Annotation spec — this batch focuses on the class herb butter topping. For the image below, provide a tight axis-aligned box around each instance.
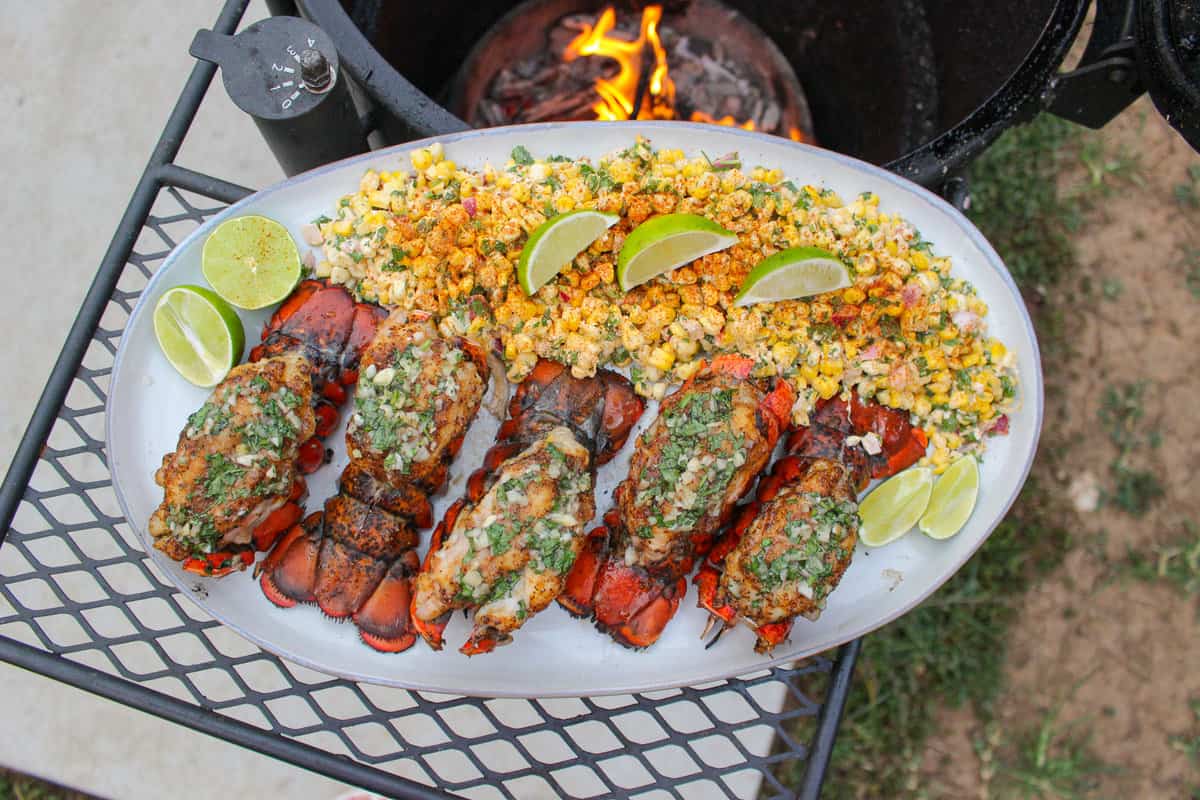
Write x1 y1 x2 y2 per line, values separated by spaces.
454 438 592 608
350 340 465 475
634 388 747 537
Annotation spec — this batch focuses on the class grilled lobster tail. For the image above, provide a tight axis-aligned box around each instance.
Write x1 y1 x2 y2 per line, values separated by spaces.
151 281 385 578
249 279 388 476
230 280 386 558
560 355 794 650
258 312 489 653
695 394 928 653
411 359 643 656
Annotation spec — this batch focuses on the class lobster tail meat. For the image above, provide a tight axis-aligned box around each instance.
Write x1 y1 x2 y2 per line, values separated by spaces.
696 456 859 653
258 312 488 653
695 394 929 653
412 359 643 655
563 356 794 649
249 279 388 476
149 352 317 576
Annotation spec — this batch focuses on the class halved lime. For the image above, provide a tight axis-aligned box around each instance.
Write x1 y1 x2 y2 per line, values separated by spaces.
858 467 934 547
617 213 737 291
919 456 979 540
518 209 620 295
201 215 301 309
733 246 851 307
153 285 245 387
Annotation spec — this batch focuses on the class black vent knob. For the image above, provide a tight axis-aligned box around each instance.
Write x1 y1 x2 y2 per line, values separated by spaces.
190 16 368 175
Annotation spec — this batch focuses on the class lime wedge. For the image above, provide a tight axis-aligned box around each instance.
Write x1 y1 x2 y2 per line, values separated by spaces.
154 285 245 387
617 213 737 291
858 467 934 547
201 215 301 310
733 247 851 306
919 456 979 540
518 209 620 295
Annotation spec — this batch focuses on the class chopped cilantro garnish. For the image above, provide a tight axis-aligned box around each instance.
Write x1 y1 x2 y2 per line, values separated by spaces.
202 453 244 502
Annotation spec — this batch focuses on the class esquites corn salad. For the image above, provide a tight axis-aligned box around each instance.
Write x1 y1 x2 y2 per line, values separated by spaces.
309 137 1017 473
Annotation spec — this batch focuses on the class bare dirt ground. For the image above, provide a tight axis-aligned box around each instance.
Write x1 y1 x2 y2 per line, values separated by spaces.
919 101 1200 798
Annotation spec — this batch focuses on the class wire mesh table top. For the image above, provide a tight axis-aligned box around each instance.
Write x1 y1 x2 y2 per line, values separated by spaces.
0 3 858 798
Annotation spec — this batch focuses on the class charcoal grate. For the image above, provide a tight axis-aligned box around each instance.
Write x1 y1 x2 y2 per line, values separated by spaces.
0 183 844 799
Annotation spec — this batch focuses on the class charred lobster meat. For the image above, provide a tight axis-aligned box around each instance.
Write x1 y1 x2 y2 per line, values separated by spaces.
411 359 643 655
695 394 927 652
258 312 489 653
559 355 793 649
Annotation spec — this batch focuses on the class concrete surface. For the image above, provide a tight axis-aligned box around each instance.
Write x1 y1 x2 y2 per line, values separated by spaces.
0 3 353 797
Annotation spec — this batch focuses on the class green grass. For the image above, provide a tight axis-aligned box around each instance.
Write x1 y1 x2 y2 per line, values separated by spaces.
0 771 89 800
1169 698 1200 798
1174 164 1200 209
1119 520 1200 598
779 113 1112 798
1181 247 1200 300
808 476 1070 797
991 705 1113 799
1098 382 1164 517
966 116 1082 289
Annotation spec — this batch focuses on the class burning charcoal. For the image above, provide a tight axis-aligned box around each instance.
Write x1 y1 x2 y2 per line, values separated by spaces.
473 3 808 139
560 14 594 31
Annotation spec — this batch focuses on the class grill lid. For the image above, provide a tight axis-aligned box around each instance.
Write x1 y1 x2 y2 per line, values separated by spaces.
1136 0 1200 148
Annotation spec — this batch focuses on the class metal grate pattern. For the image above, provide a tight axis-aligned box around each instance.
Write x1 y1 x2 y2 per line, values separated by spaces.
0 184 839 799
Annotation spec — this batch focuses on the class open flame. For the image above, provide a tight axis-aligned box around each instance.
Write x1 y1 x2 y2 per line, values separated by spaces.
563 5 804 141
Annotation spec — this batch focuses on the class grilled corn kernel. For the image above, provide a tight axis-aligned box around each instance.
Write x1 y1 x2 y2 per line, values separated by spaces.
696 307 725 337
675 338 700 360
968 296 988 316
800 364 819 383
621 323 645 351
644 304 676 330
687 172 718 199
434 160 456 180
608 159 636 183
913 396 932 417
939 324 959 341
674 360 702 381
961 352 981 368
813 375 839 400
772 341 799 368
819 359 843 377
843 287 866 304
989 340 1007 362
428 142 444 162
410 148 432 171
560 307 582 332
647 344 676 372
333 219 353 237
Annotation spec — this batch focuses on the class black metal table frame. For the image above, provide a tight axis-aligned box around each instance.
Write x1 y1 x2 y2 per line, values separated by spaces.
0 1 860 797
